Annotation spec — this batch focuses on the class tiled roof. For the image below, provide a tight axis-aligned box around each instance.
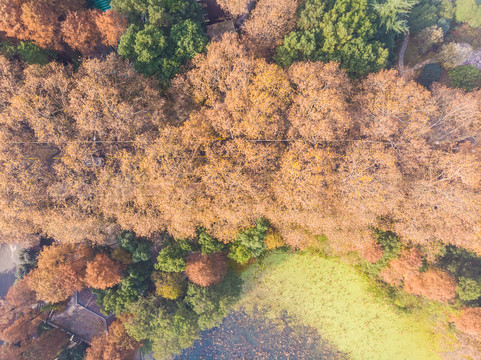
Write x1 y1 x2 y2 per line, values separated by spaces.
92 0 111 11
47 289 115 343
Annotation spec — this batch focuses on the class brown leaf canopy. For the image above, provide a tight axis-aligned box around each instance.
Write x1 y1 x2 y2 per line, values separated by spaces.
84 252 123 289
185 252 228 287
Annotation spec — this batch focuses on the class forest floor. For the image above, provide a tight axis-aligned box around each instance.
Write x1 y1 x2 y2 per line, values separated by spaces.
233 251 458 360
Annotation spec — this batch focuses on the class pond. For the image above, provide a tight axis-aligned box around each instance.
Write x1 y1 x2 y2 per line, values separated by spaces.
175 309 347 360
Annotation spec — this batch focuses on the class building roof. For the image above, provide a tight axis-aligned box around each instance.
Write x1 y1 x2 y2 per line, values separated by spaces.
48 289 115 343
206 20 236 41
92 0 111 11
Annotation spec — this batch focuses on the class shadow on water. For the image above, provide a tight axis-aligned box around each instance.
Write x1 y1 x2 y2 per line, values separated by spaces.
175 308 347 360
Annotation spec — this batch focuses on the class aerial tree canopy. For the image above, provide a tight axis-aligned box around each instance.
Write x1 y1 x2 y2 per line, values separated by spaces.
276 0 390 76
86 320 140 360
85 253 123 289
0 0 126 55
28 244 93 303
185 252 228 287
114 0 208 84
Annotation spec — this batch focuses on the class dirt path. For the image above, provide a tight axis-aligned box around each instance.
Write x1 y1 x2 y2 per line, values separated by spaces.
398 32 410 74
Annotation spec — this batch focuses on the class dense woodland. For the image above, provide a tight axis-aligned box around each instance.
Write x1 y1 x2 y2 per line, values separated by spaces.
0 0 481 358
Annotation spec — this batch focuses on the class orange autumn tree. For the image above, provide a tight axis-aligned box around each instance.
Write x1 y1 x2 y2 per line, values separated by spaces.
380 248 423 286
0 344 21 360
358 238 384 263
357 70 434 145
85 252 123 289
0 276 42 345
185 253 228 287
61 10 102 56
453 308 481 339
0 0 26 41
19 328 69 360
403 269 457 302
0 310 46 345
20 1 61 50
28 244 94 303
0 0 93 52
95 10 128 47
4 276 37 311
85 320 140 360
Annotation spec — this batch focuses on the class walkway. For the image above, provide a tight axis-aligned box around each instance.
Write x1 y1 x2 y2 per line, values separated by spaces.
398 32 409 75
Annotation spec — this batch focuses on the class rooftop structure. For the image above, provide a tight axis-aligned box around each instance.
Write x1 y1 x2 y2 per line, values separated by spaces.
92 0 111 11
207 20 236 41
47 289 115 343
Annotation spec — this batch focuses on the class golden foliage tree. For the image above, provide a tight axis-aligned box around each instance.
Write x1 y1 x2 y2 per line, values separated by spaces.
152 271 185 300
0 36 480 264
357 70 434 145
217 0 249 16
0 55 165 244
242 0 299 57
287 62 352 142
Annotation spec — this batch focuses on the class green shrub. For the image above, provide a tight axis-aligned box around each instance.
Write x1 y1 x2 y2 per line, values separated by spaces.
374 229 402 260
456 0 481 28
0 41 52 65
228 243 252 264
438 245 481 279
114 0 207 85
197 228 226 255
448 65 481 90
95 261 153 314
184 271 243 329
417 63 442 88
117 231 152 262
409 0 454 34
275 0 389 77
15 248 38 279
155 240 193 272
456 277 481 301
228 218 270 264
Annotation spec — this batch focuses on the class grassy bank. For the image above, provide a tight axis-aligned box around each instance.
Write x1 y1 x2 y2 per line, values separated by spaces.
238 251 455 360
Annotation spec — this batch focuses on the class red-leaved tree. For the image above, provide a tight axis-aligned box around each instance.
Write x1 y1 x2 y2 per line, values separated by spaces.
185 252 228 287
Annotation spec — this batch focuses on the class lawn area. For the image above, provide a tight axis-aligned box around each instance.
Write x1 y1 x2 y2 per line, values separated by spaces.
238 251 455 360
